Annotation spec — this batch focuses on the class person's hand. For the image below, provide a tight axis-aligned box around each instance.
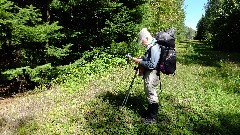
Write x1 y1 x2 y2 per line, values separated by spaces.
132 58 142 64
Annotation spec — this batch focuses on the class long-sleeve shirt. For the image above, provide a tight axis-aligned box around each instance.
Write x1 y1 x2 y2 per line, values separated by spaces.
140 40 161 70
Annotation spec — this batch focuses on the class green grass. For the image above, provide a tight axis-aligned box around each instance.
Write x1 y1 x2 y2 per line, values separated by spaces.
1 40 239 135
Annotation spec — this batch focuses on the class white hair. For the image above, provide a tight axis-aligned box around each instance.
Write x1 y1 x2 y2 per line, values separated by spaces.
138 28 152 44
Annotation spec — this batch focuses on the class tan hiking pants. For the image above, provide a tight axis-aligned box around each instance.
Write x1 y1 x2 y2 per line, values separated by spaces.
143 70 159 104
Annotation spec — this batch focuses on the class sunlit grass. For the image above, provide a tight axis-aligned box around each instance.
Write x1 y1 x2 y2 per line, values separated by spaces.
1 40 239 134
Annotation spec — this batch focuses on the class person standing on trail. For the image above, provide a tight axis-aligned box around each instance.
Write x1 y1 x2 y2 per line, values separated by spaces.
131 28 161 123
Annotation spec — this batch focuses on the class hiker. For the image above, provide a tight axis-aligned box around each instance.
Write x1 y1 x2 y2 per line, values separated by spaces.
131 28 161 123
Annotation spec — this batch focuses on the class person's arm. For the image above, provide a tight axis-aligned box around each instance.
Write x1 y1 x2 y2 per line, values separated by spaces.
139 45 161 69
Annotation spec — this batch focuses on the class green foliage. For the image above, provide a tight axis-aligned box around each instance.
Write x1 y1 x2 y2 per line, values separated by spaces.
49 0 185 50
3 41 239 135
0 0 14 46
0 48 127 90
108 42 145 58
46 43 72 59
1 67 30 80
1 63 55 85
195 16 209 40
0 0 67 73
29 63 55 83
101 5 139 44
184 26 196 40
150 0 185 40
196 0 240 52
0 2 61 45
0 0 185 92
49 0 146 50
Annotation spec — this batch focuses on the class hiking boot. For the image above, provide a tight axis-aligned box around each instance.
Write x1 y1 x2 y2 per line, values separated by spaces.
141 103 158 124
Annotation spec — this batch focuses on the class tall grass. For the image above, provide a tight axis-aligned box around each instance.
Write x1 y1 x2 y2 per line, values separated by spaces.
0 40 239 135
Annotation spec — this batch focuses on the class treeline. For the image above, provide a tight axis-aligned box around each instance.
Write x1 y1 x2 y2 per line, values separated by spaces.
184 26 196 40
195 0 240 52
0 0 185 84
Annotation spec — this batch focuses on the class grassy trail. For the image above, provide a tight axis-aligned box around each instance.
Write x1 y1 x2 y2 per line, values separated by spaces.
0 40 240 135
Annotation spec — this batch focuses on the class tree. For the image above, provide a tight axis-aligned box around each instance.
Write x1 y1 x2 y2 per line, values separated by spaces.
195 15 210 40
0 0 66 72
1 0 186 81
150 0 185 40
184 26 196 40
199 0 240 52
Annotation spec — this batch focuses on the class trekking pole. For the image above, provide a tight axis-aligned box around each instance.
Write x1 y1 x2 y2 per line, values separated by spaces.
121 67 138 107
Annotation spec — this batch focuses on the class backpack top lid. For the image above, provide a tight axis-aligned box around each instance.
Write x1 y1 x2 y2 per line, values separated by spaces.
166 27 176 37
155 27 176 48
155 27 176 41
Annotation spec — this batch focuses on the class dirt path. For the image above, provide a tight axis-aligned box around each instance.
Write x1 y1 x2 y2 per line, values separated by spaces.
0 97 16 106
0 80 108 134
0 88 59 135
0 68 131 134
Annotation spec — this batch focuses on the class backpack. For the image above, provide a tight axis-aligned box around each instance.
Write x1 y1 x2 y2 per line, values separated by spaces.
155 28 176 75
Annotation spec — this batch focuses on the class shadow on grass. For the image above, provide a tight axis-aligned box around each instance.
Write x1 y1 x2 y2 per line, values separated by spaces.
84 90 240 134
101 91 147 116
199 68 240 94
178 40 240 67
192 112 240 135
83 90 173 134
164 94 240 135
